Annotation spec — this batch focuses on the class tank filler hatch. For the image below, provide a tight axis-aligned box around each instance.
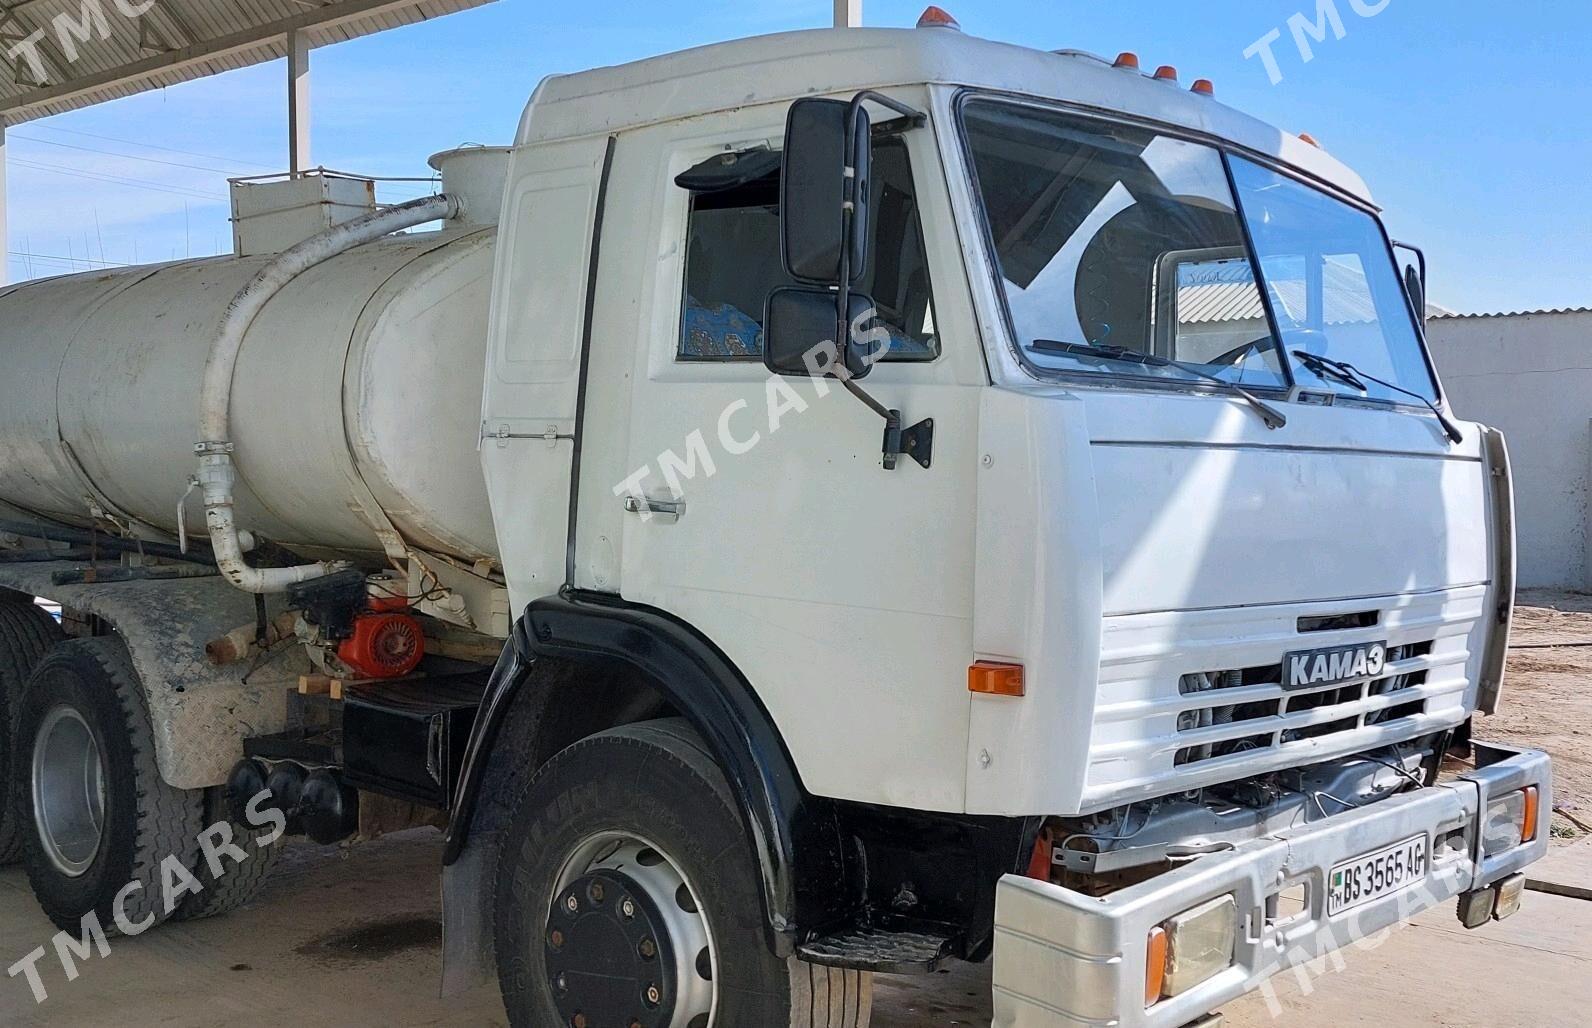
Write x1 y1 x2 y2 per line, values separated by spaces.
229 170 378 257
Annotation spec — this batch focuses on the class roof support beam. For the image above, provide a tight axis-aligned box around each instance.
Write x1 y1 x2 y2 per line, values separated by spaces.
287 27 309 173
833 0 860 27
0 117 9 285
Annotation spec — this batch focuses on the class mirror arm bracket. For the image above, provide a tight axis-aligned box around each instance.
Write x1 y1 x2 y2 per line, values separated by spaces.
840 378 934 471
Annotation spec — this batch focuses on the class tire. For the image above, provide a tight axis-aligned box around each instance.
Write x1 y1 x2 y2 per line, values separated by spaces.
0 598 64 865
15 636 204 934
493 718 871 1028
171 785 283 922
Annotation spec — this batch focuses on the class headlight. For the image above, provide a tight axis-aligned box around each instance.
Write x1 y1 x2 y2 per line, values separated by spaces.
1482 786 1539 857
1145 894 1237 1005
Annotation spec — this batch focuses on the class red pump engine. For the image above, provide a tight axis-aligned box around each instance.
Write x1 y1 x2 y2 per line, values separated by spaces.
337 595 424 678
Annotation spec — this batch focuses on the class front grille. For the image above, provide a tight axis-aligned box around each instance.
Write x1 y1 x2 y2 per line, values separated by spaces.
1084 586 1485 812
1173 642 1434 767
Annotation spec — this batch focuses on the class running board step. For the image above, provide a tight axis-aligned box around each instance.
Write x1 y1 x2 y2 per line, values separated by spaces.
797 924 959 974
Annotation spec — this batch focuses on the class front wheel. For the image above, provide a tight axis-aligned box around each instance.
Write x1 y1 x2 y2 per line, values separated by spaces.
493 719 871 1027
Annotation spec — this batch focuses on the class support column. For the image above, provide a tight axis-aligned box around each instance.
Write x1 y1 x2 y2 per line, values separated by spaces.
287 29 311 174
1 117 9 286
833 0 860 28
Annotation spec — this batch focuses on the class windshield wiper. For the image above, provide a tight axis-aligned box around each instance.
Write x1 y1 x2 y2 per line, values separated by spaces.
1293 349 1367 391
1031 340 1286 430
1290 350 1463 443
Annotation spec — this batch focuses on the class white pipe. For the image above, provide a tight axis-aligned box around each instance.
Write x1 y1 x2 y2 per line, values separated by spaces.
197 193 463 594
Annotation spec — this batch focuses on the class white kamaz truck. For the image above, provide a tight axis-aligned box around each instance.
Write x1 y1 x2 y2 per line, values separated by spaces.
0 15 1552 1027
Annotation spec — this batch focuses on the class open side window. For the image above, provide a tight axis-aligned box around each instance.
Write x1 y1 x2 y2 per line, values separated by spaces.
674 138 939 362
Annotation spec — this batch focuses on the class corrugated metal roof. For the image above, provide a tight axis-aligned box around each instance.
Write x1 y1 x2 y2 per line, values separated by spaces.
1429 306 1592 320
1 0 494 123
1176 258 1378 326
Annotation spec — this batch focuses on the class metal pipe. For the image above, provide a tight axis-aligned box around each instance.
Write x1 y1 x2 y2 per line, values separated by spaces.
196 193 462 594
0 518 211 566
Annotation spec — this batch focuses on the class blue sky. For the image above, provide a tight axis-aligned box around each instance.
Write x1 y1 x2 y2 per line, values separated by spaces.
5 0 1589 314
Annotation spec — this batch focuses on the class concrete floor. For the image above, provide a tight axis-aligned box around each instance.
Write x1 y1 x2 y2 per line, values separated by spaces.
2 829 1589 1026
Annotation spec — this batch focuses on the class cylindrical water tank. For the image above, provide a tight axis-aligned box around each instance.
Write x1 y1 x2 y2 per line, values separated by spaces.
0 225 500 563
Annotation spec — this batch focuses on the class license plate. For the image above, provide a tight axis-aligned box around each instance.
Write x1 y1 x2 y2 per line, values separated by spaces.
1328 835 1428 916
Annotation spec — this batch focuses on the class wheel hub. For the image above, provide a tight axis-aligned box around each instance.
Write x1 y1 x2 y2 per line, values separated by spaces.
548 836 716 1028
31 705 106 878
547 868 677 1028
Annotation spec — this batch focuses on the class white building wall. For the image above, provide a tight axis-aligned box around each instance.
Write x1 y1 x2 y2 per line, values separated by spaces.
1426 310 1592 591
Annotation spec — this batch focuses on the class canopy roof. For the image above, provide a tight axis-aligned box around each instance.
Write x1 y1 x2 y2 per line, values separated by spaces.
1 0 491 123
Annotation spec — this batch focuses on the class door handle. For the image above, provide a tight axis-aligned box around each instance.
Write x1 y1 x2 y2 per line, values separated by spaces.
623 495 686 523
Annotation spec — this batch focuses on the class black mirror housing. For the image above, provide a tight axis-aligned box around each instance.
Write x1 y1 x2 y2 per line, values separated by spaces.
763 286 880 380
780 98 870 284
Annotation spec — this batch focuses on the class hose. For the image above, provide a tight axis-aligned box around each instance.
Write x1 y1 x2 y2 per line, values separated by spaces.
195 193 463 594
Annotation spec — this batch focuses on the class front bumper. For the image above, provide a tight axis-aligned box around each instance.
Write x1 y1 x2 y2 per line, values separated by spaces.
991 742 1552 1027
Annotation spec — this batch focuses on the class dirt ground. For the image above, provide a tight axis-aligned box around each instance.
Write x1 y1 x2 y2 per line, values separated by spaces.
1486 590 1592 842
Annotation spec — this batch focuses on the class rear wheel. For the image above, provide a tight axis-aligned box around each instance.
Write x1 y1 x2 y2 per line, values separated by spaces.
171 784 284 922
16 637 204 933
493 719 871 1027
0 598 64 865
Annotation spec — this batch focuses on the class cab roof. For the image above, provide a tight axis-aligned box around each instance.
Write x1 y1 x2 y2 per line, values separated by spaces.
517 26 1374 207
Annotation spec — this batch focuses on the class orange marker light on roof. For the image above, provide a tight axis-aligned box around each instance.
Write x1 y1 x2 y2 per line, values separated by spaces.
1299 132 1322 148
916 5 961 29
1114 51 1141 70
969 661 1024 697
1192 78 1215 96
1154 65 1179 82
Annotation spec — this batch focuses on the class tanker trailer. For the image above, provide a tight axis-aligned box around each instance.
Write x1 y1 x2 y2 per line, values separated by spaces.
0 149 515 928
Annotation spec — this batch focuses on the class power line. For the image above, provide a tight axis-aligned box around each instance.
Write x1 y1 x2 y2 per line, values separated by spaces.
6 250 126 268
9 158 227 202
12 133 252 175
23 124 277 171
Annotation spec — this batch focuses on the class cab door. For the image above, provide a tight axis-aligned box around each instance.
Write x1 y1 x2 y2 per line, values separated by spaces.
574 98 988 813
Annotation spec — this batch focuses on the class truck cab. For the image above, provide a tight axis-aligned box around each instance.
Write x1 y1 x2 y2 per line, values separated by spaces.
466 21 1547 1026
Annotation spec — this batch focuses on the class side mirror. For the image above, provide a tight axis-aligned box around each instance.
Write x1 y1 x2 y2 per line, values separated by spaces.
780 98 871 284
763 286 880 380
1392 241 1428 325
1404 264 1425 323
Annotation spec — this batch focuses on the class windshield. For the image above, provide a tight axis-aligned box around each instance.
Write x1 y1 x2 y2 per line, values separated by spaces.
961 98 1436 404
1228 157 1438 402
961 99 1287 389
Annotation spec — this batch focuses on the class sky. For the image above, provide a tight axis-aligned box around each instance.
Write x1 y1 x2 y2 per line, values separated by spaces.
4 0 1589 314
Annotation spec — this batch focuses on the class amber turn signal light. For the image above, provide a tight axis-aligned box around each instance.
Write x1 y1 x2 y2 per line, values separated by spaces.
968 661 1024 696
1521 785 1540 843
1145 926 1168 1006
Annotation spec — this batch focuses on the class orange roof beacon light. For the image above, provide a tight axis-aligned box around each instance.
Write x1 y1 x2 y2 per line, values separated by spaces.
1154 65 1179 83
1299 132 1323 148
917 6 961 30
1113 51 1141 71
968 660 1025 697
1191 78 1216 96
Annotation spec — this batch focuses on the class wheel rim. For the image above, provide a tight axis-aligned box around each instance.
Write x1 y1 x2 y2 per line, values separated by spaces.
32 705 106 878
546 832 718 1028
